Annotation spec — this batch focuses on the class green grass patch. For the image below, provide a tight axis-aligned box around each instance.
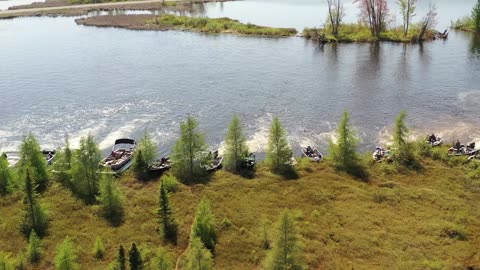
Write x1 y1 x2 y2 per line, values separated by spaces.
148 14 297 37
452 16 476 32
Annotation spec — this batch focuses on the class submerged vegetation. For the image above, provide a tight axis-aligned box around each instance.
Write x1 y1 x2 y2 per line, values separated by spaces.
147 15 297 37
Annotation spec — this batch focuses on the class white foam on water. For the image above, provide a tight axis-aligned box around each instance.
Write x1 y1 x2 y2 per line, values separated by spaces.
69 120 108 150
98 119 146 150
245 113 273 153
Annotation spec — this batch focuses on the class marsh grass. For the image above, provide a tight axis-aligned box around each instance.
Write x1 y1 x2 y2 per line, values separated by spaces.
148 14 297 37
1 156 480 269
452 16 476 32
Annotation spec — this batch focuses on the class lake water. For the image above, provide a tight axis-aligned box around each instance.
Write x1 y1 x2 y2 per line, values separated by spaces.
0 0 479 157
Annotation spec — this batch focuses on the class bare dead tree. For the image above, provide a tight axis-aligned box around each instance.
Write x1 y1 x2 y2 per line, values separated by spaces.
417 2 438 42
354 0 388 37
354 0 389 37
397 0 417 36
326 0 345 37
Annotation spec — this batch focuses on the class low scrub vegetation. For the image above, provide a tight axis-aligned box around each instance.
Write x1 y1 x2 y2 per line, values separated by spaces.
148 15 297 37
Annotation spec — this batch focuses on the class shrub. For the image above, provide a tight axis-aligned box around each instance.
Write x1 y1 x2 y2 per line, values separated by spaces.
161 174 178 193
93 236 105 259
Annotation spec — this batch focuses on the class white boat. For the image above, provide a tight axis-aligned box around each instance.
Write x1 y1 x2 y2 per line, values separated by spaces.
99 138 136 173
301 146 323 162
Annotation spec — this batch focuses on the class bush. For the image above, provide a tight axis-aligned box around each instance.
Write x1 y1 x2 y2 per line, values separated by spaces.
93 236 105 259
221 217 232 229
161 174 178 193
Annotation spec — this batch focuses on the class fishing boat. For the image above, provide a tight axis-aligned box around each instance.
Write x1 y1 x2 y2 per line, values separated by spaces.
448 142 476 156
372 147 391 162
241 153 256 169
301 146 323 162
3 151 20 168
99 138 136 173
426 134 443 147
204 150 223 172
149 157 173 173
42 150 56 165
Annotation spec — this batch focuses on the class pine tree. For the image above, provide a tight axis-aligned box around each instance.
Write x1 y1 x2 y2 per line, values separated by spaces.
158 180 178 244
185 237 213 270
20 170 48 238
54 136 73 185
128 243 143 270
93 236 105 259
27 230 42 263
328 111 364 178
191 199 216 253
71 134 102 204
64 136 72 170
171 116 208 184
266 117 292 171
133 130 157 181
265 210 304 270
110 245 126 270
97 174 124 225
224 114 249 172
19 134 49 192
391 111 417 169
260 218 271 250
0 251 13 270
55 237 79 270
152 248 173 270
0 154 13 195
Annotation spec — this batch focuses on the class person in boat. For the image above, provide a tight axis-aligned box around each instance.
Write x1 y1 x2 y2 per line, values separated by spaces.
306 146 314 156
428 134 437 144
455 140 462 150
375 147 383 160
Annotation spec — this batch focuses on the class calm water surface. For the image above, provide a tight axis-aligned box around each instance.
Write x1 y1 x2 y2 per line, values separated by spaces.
0 0 479 156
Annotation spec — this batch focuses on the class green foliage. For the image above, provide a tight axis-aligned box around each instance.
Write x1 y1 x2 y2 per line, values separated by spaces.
474 0 480 33
158 180 178 244
97 174 124 225
20 171 48 238
151 248 173 270
264 210 304 270
128 243 143 270
161 174 178 193
191 199 217 253
133 130 157 181
397 0 417 35
391 111 419 170
0 154 13 195
93 236 105 259
53 136 73 185
171 116 208 184
221 217 232 229
266 117 292 171
110 245 126 270
55 237 79 270
71 134 102 204
260 217 271 250
27 230 42 263
328 111 366 179
224 114 249 172
19 134 49 192
0 251 13 270
185 237 213 270
452 16 476 32
152 15 297 37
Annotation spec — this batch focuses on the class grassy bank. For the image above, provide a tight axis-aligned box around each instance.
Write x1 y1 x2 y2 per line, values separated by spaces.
303 23 436 43
2 150 480 269
147 14 297 37
452 16 476 33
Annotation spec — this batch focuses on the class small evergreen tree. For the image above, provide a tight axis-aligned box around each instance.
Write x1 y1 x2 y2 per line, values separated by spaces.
0 251 13 270
133 130 157 181
158 180 178 244
19 134 49 192
185 237 213 270
54 136 73 185
224 114 249 172
171 116 208 184
391 111 418 170
128 243 143 270
265 210 304 270
328 111 365 178
27 230 42 263
110 245 126 270
55 237 79 270
0 154 13 195
152 248 173 270
20 170 48 238
97 174 124 225
191 199 216 253
260 217 271 250
93 236 105 259
71 134 102 204
266 117 292 171
473 0 480 33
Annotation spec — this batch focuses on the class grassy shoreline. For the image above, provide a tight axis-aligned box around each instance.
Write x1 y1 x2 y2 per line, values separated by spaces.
1 151 480 269
452 16 476 33
303 24 438 43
